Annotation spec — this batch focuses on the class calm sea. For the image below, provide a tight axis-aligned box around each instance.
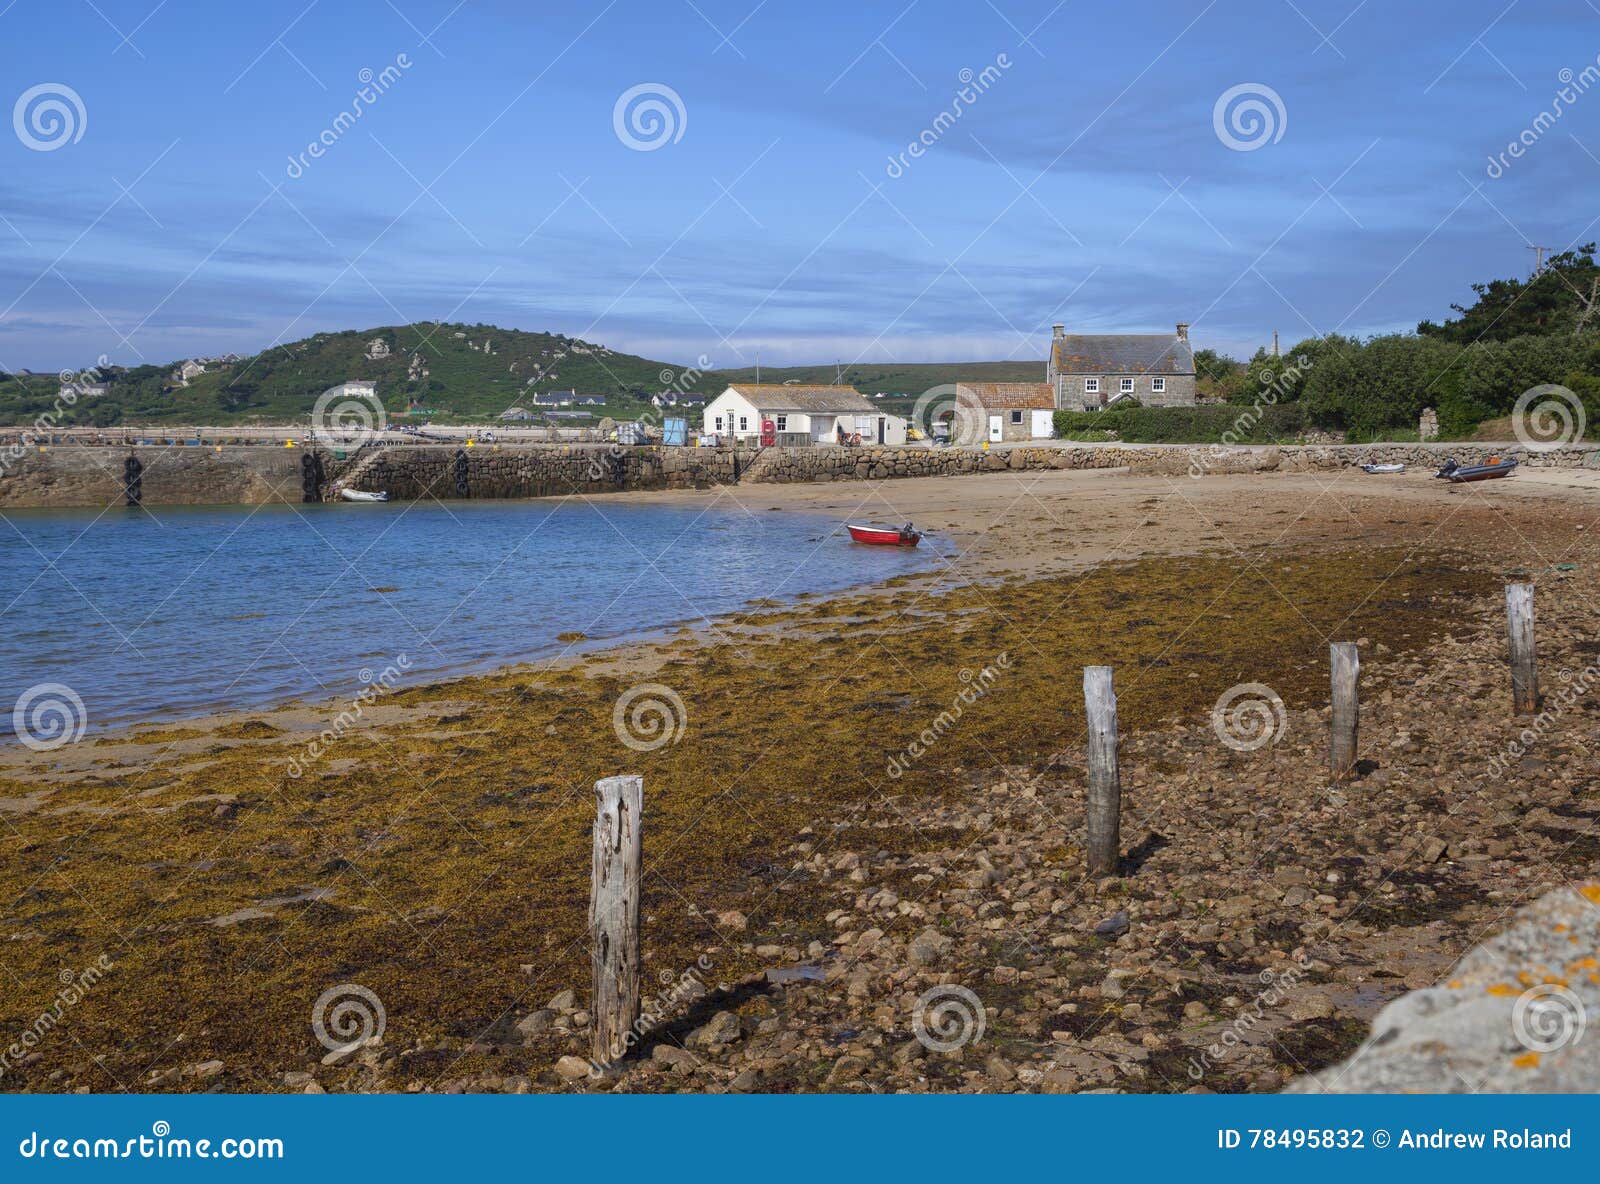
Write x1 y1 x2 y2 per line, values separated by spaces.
0 500 942 737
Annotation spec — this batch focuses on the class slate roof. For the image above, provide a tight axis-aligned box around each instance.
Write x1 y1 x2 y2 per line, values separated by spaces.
1052 334 1194 375
955 382 1055 410
724 384 877 413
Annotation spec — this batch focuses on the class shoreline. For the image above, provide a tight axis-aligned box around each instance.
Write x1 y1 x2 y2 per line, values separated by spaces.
10 462 1600 769
6 436 1600 510
2 468 1598 1094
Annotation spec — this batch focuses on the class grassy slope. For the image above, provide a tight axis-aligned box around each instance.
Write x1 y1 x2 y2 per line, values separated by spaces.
1 323 1048 426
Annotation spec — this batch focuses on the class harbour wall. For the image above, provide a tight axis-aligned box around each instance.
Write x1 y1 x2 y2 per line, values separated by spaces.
4 439 1600 508
0 442 759 508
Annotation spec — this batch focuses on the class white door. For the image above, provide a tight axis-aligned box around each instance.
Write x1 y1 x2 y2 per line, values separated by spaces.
988 415 1003 443
1031 409 1055 438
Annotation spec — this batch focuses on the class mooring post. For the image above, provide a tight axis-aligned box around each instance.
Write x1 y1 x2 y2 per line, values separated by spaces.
1083 666 1121 878
1506 583 1538 714
1329 643 1360 781
590 775 643 1066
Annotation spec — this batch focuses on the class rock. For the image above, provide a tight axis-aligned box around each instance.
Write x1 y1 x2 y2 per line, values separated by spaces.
908 926 954 966
891 1039 926 1065
546 989 576 1012
1093 910 1130 936
827 1055 867 1083
515 1009 556 1040
1283 991 1336 1021
729 1069 762 1092
717 910 749 931
687 1010 743 1049
1287 884 1600 1093
985 1054 1017 1082
554 1055 593 1081
184 1059 224 1079
303 1081 325 1094
320 1041 365 1067
651 1044 697 1068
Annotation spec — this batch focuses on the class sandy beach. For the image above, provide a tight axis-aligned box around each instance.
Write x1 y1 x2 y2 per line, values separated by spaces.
2 465 1597 1093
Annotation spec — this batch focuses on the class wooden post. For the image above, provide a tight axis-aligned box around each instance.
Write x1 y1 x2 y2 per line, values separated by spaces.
590 775 642 1065
1506 583 1538 714
1083 666 1121 878
1329 643 1360 781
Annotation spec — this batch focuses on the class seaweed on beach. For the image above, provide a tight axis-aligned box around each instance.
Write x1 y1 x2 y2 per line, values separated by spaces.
0 545 1496 1092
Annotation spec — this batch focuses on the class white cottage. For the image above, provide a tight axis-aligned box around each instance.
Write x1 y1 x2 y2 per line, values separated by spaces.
702 384 906 446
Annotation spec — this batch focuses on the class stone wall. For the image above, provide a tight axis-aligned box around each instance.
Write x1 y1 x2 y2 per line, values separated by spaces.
6 438 1600 508
0 444 309 508
345 444 753 501
1137 441 1600 477
742 444 1148 482
744 440 1600 483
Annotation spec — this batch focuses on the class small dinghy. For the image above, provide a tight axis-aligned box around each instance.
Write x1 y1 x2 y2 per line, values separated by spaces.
1436 457 1517 483
1360 463 1405 474
846 522 921 546
340 488 390 503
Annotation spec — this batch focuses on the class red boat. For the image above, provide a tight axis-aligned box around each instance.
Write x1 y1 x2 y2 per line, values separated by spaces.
846 522 921 546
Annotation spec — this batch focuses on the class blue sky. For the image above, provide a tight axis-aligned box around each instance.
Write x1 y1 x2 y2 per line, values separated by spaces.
2 0 1599 371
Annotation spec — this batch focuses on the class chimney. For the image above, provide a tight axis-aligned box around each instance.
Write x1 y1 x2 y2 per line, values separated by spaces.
1175 322 1190 341
1052 323 1065 339
1272 330 1279 357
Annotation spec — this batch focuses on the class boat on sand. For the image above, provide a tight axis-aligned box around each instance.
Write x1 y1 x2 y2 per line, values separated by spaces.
1435 457 1516 483
846 522 921 546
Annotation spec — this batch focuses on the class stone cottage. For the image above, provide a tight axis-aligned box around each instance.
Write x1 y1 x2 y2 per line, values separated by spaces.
1047 322 1196 410
953 382 1057 442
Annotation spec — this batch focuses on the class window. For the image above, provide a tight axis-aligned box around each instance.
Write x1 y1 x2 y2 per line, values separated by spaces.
775 415 787 431
739 416 748 432
1120 377 1135 394
1010 410 1023 424
714 415 723 431
1152 377 1166 393
1084 378 1099 394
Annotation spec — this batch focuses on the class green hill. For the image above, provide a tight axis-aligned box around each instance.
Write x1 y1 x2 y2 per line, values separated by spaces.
0 322 1046 426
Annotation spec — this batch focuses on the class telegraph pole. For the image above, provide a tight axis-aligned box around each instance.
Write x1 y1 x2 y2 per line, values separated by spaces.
1528 244 1554 275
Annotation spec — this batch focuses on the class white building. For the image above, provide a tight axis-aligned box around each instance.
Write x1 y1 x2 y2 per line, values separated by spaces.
325 381 377 400
702 384 907 446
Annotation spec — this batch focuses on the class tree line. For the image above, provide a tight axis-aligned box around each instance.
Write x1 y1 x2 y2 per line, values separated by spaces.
1195 244 1600 439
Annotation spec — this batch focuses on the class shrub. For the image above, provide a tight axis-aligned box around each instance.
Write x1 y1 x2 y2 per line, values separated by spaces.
1052 404 1307 443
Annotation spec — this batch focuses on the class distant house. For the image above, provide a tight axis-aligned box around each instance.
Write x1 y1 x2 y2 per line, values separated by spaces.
170 359 206 387
58 380 109 401
703 384 907 446
1047 322 1195 410
325 380 378 400
954 382 1057 442
499 406 534 421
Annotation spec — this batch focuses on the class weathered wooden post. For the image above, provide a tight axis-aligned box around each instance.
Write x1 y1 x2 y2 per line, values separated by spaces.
1329 643 1360 780
1083 666 1121 877
590 775 642 1065
1506 583 1538 714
